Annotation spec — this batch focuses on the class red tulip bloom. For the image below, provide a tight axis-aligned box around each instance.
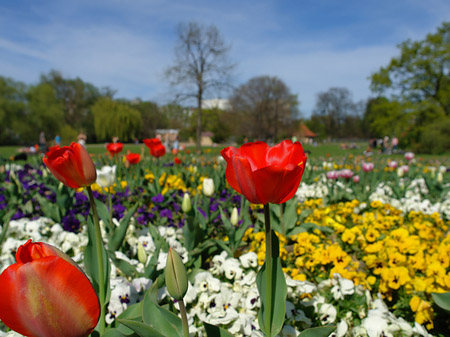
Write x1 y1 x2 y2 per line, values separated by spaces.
126 153 141 165
43 142 97 189
143 138 166 158
174 157 182 165
221 140 307 205
0 240 100 337
106 142 123 155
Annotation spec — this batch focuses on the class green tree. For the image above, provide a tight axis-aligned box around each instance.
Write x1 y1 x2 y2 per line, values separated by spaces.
26 83 64 144
370 22 450 115
229 76 299 142
312 87 361 139
132 100 168 139
40 70 106 141
369 22 450 152
0 77 27 145
92 98 142 142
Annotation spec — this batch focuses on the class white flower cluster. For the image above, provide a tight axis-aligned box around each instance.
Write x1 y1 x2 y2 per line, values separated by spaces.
295 175 450 219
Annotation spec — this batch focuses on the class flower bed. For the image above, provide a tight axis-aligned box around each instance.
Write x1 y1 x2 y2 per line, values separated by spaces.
0 147 449 336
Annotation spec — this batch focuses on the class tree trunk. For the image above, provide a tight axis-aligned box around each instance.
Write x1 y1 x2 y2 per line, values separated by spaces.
196 92 202 151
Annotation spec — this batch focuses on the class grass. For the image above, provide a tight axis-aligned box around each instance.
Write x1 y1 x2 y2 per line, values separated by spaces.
1 141 448 164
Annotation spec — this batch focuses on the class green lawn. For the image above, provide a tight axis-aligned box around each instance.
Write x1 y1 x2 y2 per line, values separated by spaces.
0 141 448 164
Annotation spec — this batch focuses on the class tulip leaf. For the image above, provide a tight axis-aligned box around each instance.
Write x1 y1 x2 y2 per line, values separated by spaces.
102 328 135 337
84 217 111 303
117 319 166 337
432 292 450 311
204 322 234 337
94 198 111 231
298 326 336 337
109 203 139 252
0 209 15 246
141 290 183 337
256 230 287 337
116 302 144 335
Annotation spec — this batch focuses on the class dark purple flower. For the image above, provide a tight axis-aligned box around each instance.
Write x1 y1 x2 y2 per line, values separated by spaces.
152 194 164 203
61 213 81 232
160 209 173 219
197 207 207 218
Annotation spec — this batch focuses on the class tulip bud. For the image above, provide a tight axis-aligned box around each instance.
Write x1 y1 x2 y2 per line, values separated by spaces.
437 172 443 183
182 193 192 213
230 207 239 226
202 178 215 197
137 242 147 264
96 165 116 188
165 248 188 301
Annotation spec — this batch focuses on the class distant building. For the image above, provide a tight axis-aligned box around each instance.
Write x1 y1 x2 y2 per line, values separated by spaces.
202 99 230 110
295 123 317 144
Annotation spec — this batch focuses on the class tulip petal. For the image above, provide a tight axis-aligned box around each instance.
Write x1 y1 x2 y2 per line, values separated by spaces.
71 143 97 184
238 142 269 171
232 156 260 204
0 256 99 337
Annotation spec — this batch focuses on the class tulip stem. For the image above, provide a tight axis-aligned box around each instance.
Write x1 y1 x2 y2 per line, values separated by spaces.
178 300 189 337
264 203 272 335
87 186 106 336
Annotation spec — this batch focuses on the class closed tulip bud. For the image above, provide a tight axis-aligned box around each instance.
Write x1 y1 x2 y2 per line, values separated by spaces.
182 193 192 213
137 242 147 264
0 240 99 337
202 178 215 197
43 142 96 189
230 207 239 226
96 165 116 188
165 248 188 301
437 172 443 183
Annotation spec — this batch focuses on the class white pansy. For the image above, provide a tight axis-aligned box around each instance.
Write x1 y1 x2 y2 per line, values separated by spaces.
331 274 355 300
280 325 298 337
222 258 242 280
156 251 168 270
318 303 337 324
138 234 156 252
239 252 258 268
194 271 221 293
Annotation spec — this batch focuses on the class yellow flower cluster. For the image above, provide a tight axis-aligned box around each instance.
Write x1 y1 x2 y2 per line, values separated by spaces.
158 172 187 195
242 199 449 329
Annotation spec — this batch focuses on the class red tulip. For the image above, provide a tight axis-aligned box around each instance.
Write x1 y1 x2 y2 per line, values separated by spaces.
43 142 96 189
143 138 166 158
106 142 123 155
221 140 307 205
126 153 141 165
0 240 100 337
174 157 182 165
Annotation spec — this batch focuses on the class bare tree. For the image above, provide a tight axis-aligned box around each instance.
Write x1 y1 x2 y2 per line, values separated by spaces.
165 22 234 150
312 87 360 139
230 76 299 142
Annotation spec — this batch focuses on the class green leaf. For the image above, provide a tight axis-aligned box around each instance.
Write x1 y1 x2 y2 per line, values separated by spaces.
256 230 287 337
101 329 126 337
109 203 138 251
283 198 298 233
94 198 111 230
204 322 234 337
0 210 15 247
84 217 111 303
117 319 166 337
116 302 144 335
432 292 450 311
108 251 137 276
141 289 183 337
298 326 336 337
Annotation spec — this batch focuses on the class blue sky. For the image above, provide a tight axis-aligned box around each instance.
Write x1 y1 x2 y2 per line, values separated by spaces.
0 0 448 117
